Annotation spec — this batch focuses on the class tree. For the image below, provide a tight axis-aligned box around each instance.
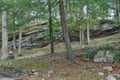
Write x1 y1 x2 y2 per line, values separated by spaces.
11 0 21 50
59 0 74 60
1 7 8 59
18 27 22 54
87 22 90 44
48 0 54 54
12 27 16 50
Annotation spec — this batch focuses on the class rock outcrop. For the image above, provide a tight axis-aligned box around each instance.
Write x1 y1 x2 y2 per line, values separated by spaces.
93 50 114 63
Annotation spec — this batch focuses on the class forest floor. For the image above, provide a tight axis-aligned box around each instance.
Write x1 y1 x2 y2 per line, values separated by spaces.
0 33 120 80
0 49 119 80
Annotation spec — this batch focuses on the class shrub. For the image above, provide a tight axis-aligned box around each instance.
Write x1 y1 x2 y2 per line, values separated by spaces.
114 52 120 62
83 47 96 59
96 45 115 51
83 45 117 59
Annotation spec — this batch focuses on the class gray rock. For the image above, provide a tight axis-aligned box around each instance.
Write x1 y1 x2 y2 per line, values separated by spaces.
9 51 13 54
33 72 39 76
98 72 105 76
105 51 114 63
83 58 90 61
113 74 120 80
103 67 113 71
0 74 15 80
48 74 51 77
31 69 36 73
93 51 114 63
41 78 45 80
48 70 53 77
113 74 120 77
93 51 105 63
48 70 53 74
31 69 39 76
106 75 116 80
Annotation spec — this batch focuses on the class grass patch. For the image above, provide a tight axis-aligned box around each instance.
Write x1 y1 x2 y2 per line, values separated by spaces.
20 48 39 56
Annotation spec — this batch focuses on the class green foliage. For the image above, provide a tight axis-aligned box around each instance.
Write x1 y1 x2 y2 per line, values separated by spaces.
83 44 119 59
114 52 120 62
40 31 48 39
0 0 120 46
85 64 94 70
83 47 96 58
85 50 95 57
93 45 116 54
60 57 66 62
20 51 32 56
20 48 39 56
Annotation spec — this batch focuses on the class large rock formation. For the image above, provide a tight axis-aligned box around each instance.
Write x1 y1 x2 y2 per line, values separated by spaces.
93 50 114 63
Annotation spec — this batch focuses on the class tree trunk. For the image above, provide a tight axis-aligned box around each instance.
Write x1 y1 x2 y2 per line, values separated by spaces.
79 30 82 46
48 0 54 54
87 23 90 44
13 28 16 50
1 7 8 60
18 27 22 54
115 0 120 19
82 30 84 44
59 0 74 60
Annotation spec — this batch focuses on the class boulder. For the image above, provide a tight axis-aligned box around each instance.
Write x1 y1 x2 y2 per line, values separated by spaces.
48 70 53 77
103 67 113 71
93 50 114 63
105 51 114 62
113 74 120 80
106 75 116 80
98 72 105 76
93 51 105 63
8 51 15 59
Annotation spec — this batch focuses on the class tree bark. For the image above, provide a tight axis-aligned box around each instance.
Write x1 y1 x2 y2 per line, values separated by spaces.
18 27 22 54
87 23 90 44
79 30 84 46
82 30 84 44
59 0 74 60
48 0 54 54
13 28 16 50
1 7 8 60
79 30 82 46
115 0 120 19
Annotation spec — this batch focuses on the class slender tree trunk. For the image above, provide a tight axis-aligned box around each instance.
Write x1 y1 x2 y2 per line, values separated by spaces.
13 28 16 50
1 7 8 60
48 0 54 54
79 30 84 46
79 30 82 46
18 27 22 55
59 0 74 60
87 23 90 44
82 30 84 44
115 0 120 19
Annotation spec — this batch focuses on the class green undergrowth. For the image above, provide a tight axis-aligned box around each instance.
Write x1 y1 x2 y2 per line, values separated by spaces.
20 48 39 56
0 58 52 72
84 33 120 49
83 43 120 61
87 39 120 48
0 58 104 80
0 52 111 80
114 52 120 62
